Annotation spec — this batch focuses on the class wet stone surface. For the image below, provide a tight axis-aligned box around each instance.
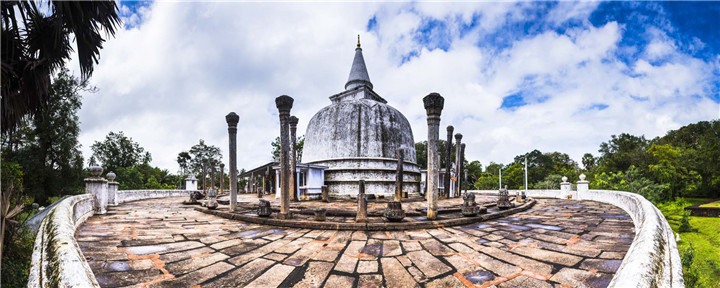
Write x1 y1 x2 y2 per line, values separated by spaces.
78 197 634 287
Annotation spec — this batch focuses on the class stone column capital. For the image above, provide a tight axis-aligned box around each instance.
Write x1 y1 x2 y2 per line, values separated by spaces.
423 92 445 115
275 95 294 114
226 112 239 126
455 133 463 141
288 115 299 127
447 125 454 133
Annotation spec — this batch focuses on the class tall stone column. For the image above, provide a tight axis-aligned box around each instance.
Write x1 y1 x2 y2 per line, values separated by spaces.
220 163 225 194
202 162 207 192
444 125 454 198
454 133 463 198
423 92 444 220
85 166 108 214
356 180 367 222
276 95 294 219
226 112 239 211
289 116 299 202
106 172 119 206
395 149 404 201
210 160 216 190
460 143 466 196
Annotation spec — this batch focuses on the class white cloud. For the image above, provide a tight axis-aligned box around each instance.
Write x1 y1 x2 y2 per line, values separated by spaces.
70 2 719 174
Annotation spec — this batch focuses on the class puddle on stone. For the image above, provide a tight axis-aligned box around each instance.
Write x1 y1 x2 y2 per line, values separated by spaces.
526 223 563 231
506 224 531 231
108 261 130 272
464 270 494 283
125 245 168 255
475 238 488 244
601 214 629 218
475 224 492 229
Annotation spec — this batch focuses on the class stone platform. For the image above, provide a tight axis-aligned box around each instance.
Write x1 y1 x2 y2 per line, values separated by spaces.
77 197 634 287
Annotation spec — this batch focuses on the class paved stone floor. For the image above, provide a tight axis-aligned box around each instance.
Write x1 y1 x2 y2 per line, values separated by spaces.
78 197 634 288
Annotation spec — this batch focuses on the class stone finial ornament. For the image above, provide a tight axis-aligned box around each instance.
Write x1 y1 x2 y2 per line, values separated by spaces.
562 176 568 182
579 173 586 181
89 166 104 178
106 171 116 181
423 92 445 114
275 95 294 111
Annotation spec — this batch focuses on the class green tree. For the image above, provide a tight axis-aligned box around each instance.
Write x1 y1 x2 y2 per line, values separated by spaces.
1 1 121 134
91 131 150 172
582 153 595 170
597 133 651 174
185 139 222 174
177 151 191 174
271 136 304 162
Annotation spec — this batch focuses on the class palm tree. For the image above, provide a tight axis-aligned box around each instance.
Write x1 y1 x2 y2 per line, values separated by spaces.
1 1 121 134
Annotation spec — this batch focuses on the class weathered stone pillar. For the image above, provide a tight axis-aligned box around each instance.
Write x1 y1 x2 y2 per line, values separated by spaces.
210 161 216 190
276 95 294 220
85 166 108 214
206 188 218 210
576 173 589 200
314 208 326 221
106 172 119 206
454 133 463 198
219 163 225 194
423 92 444 220
444 125 454 198
356 180 367 223
460 143 466 196
226 112 239 210
395 149 404 201
560 176 571 199
289 116 299 202
264 166 271 195
321 185 329 202
202 162 207 192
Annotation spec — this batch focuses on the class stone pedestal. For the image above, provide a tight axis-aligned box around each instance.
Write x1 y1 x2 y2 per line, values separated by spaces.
314 208 326 222
206 189 218 210
356 180 368 223
423 93 444 220
85 166 108 214
321 185 329 202
384 201 405 222
497 186 514 209
461 192 479 217
257 199 272 217
576 174 589 200
106 172 119 206
226 112 239 211
560 176 572 199
276 95 294 220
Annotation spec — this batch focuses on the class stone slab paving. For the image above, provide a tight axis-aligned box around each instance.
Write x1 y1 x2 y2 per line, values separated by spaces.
78 197 634 288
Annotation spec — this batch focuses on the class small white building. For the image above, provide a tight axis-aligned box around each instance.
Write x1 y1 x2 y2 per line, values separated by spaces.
185 175 198 190
274 163 328 200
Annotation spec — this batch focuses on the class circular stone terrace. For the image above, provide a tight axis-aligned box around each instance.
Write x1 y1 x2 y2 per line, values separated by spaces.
77 195 634 288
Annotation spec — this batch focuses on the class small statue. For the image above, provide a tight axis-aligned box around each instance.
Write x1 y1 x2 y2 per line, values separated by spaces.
461 192 479 217
497 185 515 209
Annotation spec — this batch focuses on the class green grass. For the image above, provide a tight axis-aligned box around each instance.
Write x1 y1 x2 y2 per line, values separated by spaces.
659 198 720 288
699 200 720 208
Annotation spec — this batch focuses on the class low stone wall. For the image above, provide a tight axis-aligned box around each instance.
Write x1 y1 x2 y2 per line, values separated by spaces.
116 189 196 203
684 199 720 217
469 189 684 288
27 189 198 288
27 194 99 288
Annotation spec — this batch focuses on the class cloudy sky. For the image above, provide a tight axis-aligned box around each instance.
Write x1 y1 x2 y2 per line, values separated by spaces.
68 1 720 173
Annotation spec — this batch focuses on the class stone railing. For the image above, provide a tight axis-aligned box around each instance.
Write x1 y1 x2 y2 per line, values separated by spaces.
116 189 194 203
468 188 684 288
27 194 99 288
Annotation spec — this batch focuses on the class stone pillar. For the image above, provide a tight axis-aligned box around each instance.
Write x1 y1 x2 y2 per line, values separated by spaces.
454 133 463 198
226 112 239 210
460 143 466 196
560 176 571 199
276 95 294 220
464 167 468 195
206 188 218 209
185 175 198 190
85 166 108 214
289 116 299 202
576 173 589 200
444 125 454 198
219 163 225 194
395 149 404 201
106 172 119 206
321 185 329 202
202 162 207 192
423 92 444 220
356 180 367 223
265 166 271 195
210 161 216 190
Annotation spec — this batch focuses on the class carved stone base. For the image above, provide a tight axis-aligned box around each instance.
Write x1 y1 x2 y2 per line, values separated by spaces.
461 206 478 217
257 199 272 217
384 201 406 222
314 208 326 221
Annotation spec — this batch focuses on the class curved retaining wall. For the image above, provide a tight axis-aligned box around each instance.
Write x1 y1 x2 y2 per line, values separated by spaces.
27 190 196 288
469 189 684 288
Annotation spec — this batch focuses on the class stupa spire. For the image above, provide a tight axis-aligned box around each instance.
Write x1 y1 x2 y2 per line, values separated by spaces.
345 35 373 90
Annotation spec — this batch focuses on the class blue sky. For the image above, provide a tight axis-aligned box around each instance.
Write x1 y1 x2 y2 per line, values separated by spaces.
71 1 719 171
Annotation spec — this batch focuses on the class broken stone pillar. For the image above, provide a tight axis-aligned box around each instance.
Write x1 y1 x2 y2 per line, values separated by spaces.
206 189 218 210
454 133 463 198
85 166 108 214
226 112 239 211
576 174 589 200
423 92 444 220
356 180 368 223
289 115 299 202
461 191 479 217
497 185 515 209
276 95 294 220
384 201 405 222
561 176 571 199
395 149 404 201
314 208 326 221
106 172 118 206
444 125 454 198
257 199 272 217
321 185 329 202
219 163 225 194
